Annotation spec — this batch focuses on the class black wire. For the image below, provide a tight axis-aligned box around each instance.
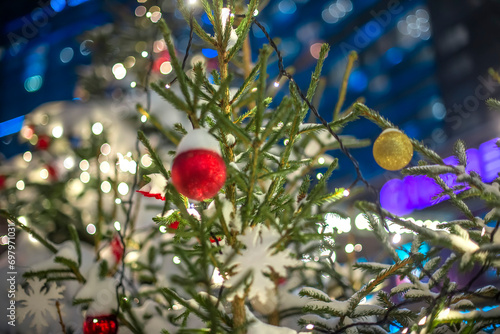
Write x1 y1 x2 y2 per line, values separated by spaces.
167 11 195 87
252 17 389 230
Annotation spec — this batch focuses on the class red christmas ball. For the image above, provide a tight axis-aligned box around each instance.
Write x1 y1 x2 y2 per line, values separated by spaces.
171 149 226 201
83 314 118 334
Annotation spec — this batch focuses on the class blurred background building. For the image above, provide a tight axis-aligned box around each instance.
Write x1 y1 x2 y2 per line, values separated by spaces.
1 0 500 217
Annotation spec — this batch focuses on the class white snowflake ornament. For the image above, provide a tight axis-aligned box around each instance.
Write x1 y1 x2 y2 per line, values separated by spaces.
17 277 66 333
221 226 300 303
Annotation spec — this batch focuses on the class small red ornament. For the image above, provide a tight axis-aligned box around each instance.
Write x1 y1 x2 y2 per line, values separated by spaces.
171 129 226 201
210 236 222 243
83 314 118 334
37 134 51 150
110 235 124 264
168 221 180 229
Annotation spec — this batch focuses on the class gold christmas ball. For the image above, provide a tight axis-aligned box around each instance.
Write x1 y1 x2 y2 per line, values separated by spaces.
373 128 413 171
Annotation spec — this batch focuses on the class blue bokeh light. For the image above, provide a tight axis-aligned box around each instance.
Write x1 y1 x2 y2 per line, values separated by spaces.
202 48 218 58
278 0 297 14
50 0 66 12
349 70 368 92
0 116 25 138
386 47 404 65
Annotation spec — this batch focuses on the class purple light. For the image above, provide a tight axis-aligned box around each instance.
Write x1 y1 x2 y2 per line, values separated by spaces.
380 138 500 214
479 138 500 182
380 179 411 216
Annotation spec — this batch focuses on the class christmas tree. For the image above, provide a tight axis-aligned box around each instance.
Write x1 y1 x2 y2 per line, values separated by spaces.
1 1 500 334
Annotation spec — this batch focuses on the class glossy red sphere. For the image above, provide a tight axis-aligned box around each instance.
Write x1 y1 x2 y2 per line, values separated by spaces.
83 314 118 334
171 149 226 201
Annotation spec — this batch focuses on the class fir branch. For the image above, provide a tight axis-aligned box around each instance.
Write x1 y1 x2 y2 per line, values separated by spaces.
0 210 57 253
210 104 252 146
227 0 258 61
136 104 180 145
306 43 330 104
68 224 82 266
137 130 170 180
333 50 357 120
354 103 444 165
486 97 500 110
151 82 190 112
453 139 467 166
176 0 214 46
157 19 194 114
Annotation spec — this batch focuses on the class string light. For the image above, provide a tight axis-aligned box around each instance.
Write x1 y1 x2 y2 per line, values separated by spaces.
354 213 372 230
173 256 181 264
130 81 137 88
141 51 149 58
16 180 25 190
64 157 75 169
343 189 350 197
100 143 111 155
128 161 137 174
100 161 110 173
0 235 8 245
52 126 63 138
23 151 32 162
160 61 173 75
141 115 147 123
86 224 96 235
165 84 171 89
40 169 49 179
418 316 427 325
92 122 103 135
318 156 325 164
273 81 280 87
114 221 121 231
101 181 112 193
79 159 90 171
141 154 152 167
21 126 34 139
345 244 354 253
112 63 127 80
159 226 167 233
118 182 129 195
115 198 122 204
80 172 90 183
18 216 28 225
